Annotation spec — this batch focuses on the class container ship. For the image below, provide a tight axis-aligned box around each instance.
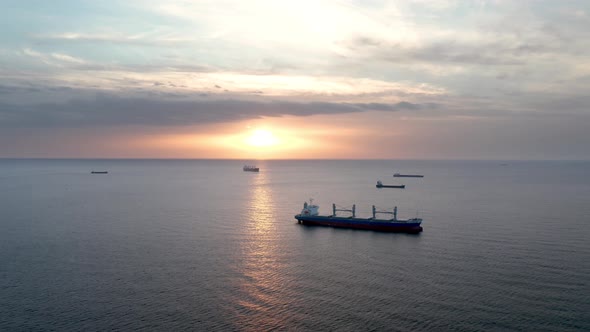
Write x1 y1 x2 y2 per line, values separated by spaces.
294 200 422 233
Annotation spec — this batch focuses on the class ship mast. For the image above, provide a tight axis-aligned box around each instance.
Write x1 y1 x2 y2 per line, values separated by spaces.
372 205 398 220
333 204 355 217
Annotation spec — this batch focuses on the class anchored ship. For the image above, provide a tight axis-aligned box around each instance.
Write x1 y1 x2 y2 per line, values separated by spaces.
294 200 423 233
376 180 405 189
243 165 259 172
394 173 424 178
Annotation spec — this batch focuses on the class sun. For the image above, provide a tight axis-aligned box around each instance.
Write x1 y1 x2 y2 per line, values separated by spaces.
245 129 279 147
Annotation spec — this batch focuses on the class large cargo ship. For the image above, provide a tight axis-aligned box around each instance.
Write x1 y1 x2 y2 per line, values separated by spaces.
243 165 259 172
294 200 422 233
376 181 405 189
394 173 424 178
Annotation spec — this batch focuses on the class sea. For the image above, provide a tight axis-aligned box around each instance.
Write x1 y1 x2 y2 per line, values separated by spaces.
1 159 589 331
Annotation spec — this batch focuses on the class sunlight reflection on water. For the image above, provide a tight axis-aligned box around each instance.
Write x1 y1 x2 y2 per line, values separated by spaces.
229 171 297 330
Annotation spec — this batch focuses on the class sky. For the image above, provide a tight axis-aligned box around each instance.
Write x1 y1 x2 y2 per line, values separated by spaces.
1 0 589 159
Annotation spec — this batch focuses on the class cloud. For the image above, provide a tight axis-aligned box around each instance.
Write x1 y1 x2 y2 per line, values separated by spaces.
348 37 559 66
21 48 88 67
18 47 216 73
0 95 431 128
32 33 195 47
50 53 86 64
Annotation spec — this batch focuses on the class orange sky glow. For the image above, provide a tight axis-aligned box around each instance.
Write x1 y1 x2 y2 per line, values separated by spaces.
141 116 374 159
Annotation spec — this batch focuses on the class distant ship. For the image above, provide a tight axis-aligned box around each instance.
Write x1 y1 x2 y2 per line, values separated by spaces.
394 173 424 178
243 165 259 172
294 200 422 233
91 171 108 174
376 181 405 189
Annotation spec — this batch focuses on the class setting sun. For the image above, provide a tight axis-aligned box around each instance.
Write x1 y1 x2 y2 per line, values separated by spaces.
245 129 279 147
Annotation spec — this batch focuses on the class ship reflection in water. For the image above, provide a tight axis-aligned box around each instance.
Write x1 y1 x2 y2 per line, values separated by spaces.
229 170 298 330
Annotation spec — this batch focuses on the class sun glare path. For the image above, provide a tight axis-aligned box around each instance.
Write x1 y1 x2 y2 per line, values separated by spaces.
245 129 279 147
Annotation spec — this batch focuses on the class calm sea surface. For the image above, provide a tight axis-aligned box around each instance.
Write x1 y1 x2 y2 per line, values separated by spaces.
1 159 589 331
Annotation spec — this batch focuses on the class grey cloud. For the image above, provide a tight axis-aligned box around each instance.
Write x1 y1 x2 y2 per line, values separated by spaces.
259 58 300 73
353 36 382 47
382 42 528 65
0 84 43 94
350 36 563 66
528 95 590 113
0 95 429 128
0 85 21 94
349 101 432 112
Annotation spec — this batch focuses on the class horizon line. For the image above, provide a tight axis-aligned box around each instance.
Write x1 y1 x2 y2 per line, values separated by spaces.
1 157 589 162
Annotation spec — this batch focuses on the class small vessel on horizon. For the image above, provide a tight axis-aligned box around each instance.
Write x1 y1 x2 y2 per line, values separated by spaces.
394 173 424 178
91 171 108 174
243 165 259 172
376 181 405 189
294 200 422 233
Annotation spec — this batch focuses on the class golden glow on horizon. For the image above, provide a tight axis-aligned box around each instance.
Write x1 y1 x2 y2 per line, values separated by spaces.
215 123 315 158
245 129 279 147
138 114 390 159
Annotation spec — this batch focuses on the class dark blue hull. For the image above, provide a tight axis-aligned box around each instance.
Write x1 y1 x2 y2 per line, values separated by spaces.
376 184 405 188
295 215 423 233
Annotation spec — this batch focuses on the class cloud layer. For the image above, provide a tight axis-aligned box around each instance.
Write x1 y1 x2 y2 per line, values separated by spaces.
1 0 590 158
0 96 432 128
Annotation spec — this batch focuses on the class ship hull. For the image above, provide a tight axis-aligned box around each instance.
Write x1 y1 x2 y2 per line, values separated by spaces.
393 175 423 178
295 215 422 233
376 185 405 188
